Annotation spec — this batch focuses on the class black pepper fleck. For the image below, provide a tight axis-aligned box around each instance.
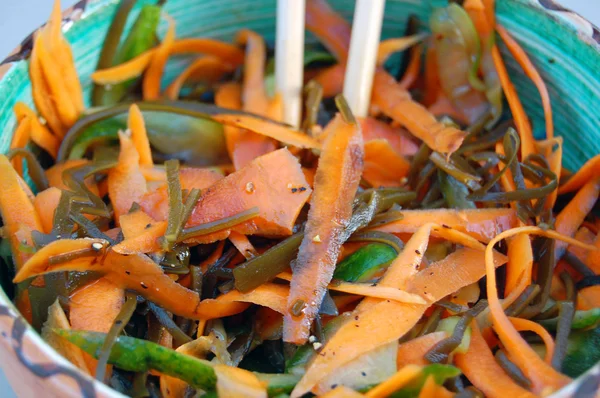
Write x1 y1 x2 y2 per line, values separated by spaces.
354 315 359 320
145 223 152 229
291 188 298 193
415 249 421 255
361 372 367 377
125 271 131 275
115 320 123 325
141 282 148 289
299 187 307 192
442 224 450 229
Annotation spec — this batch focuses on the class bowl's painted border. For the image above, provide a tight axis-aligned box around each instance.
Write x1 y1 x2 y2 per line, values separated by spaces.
0 1 598 397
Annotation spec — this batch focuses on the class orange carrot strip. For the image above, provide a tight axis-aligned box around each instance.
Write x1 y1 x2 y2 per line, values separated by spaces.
45 159 99 197
554 178 600 259
505 234 533 296
588 233 600 274
9 117 31 175
128 104 153 167
108 131 148 222
535 137 562 210
277 272 426 304
229 231 258 260
218 283 290 314
284 114 364 344
237 29 270 115
577 285 600 311
164 56 235 100
455 322 535 398
215 82 249 169
312 65 345 98
567 227 596 266
360 117 419 157
214 365 267 398
372 69 468 155
483 227 587 394
305 0 351 63
14 241 249 320
212 114 321 149
92 38 245 85
143 16 176 100
490 46 535 158
183 148 311 244
418 375 453 398
33 187 62 234
112 210 167 255
363 139 410 188
396 331 449 368
559 154 600 194
508 317 555 364
291 240 507 397
29 34 66 137
363 365 422 398
0 155 43 269
376 35 427 67
399 44 423 90
371 208 519 243
497 25 553 139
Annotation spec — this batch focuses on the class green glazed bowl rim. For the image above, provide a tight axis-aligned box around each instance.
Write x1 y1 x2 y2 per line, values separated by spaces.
0 1 599 397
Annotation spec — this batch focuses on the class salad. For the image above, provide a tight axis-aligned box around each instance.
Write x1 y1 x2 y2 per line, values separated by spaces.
1 0 599 397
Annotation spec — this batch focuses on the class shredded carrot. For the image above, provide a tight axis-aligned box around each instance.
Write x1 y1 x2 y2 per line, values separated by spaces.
166 56 235 100
577 285 600 311
284 114 364 344
400 44 423 90
212 114 320 149
360 117 420 157
237 29 270 115
396 331 449 368
229 231 258 260
558 154 600 194
92 38 245 85
128 104 153 167
363 139 410 188
108 131 148 222
214 364 267 398
304 0 351 62
567 227 596 269
199 240 225 273
455 322 535 398
371 208 519 243
588 233 600 274
505 234 533 296
143 16 176 100
376 34 427 67
508 317 555 364
418 375 453 398
423 43 441 107
33 187 62 234
312 64 345 98
554 177 600 259
497 25 553 140
0 155 43 269
535 137 562 210
483 227 594 394
364 365 422 398
277 272 426 304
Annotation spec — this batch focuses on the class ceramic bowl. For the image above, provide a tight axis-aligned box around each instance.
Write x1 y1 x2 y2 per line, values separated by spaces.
0 0 599 396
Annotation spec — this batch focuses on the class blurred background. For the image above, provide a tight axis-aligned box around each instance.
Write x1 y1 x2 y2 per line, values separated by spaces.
0 0 598 396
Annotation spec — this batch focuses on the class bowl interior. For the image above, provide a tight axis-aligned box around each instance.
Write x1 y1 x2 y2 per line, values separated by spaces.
0 0 599 396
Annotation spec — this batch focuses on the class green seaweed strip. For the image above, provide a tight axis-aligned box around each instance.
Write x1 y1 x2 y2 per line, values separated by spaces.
161 159 183 251
179 207 260 242
6 148 49 192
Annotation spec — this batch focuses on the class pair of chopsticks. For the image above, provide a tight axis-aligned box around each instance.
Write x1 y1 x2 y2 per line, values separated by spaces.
275 0 385 127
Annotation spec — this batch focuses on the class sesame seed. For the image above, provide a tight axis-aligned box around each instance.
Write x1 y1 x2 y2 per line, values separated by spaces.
245 182 255 193
313 235 321 243
313 342 323 350
308 335 317 343
91 242 104 251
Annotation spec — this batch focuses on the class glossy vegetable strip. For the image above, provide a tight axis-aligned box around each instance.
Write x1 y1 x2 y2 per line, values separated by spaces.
558 154 600 194
54 329 218 390
535 137 562 210
396 332 449 368
364 365 422 398
229 231 257 260
399 44 423 90
238 29 270 115
214 365 267 397
304 0 351 62
277 272 426 304
363 139 410 188
291 239 507 397
108 131 148 222
360 117 420 157
128 104 153 167
95 291 137 382
91 0 136 105
554 178 600 259
371 208 518 243
505 234 533 296
376 34 427 66
91 38 245 85
497 25 553 139
482 227 596 393
212 114 320 149
165 56 234 100
321 386 365 398
14 102 60 159
143 15 175 100
284 113 364 344
0 155 43 269
508 317 555 364
455 322 535 398
9 118 31 175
